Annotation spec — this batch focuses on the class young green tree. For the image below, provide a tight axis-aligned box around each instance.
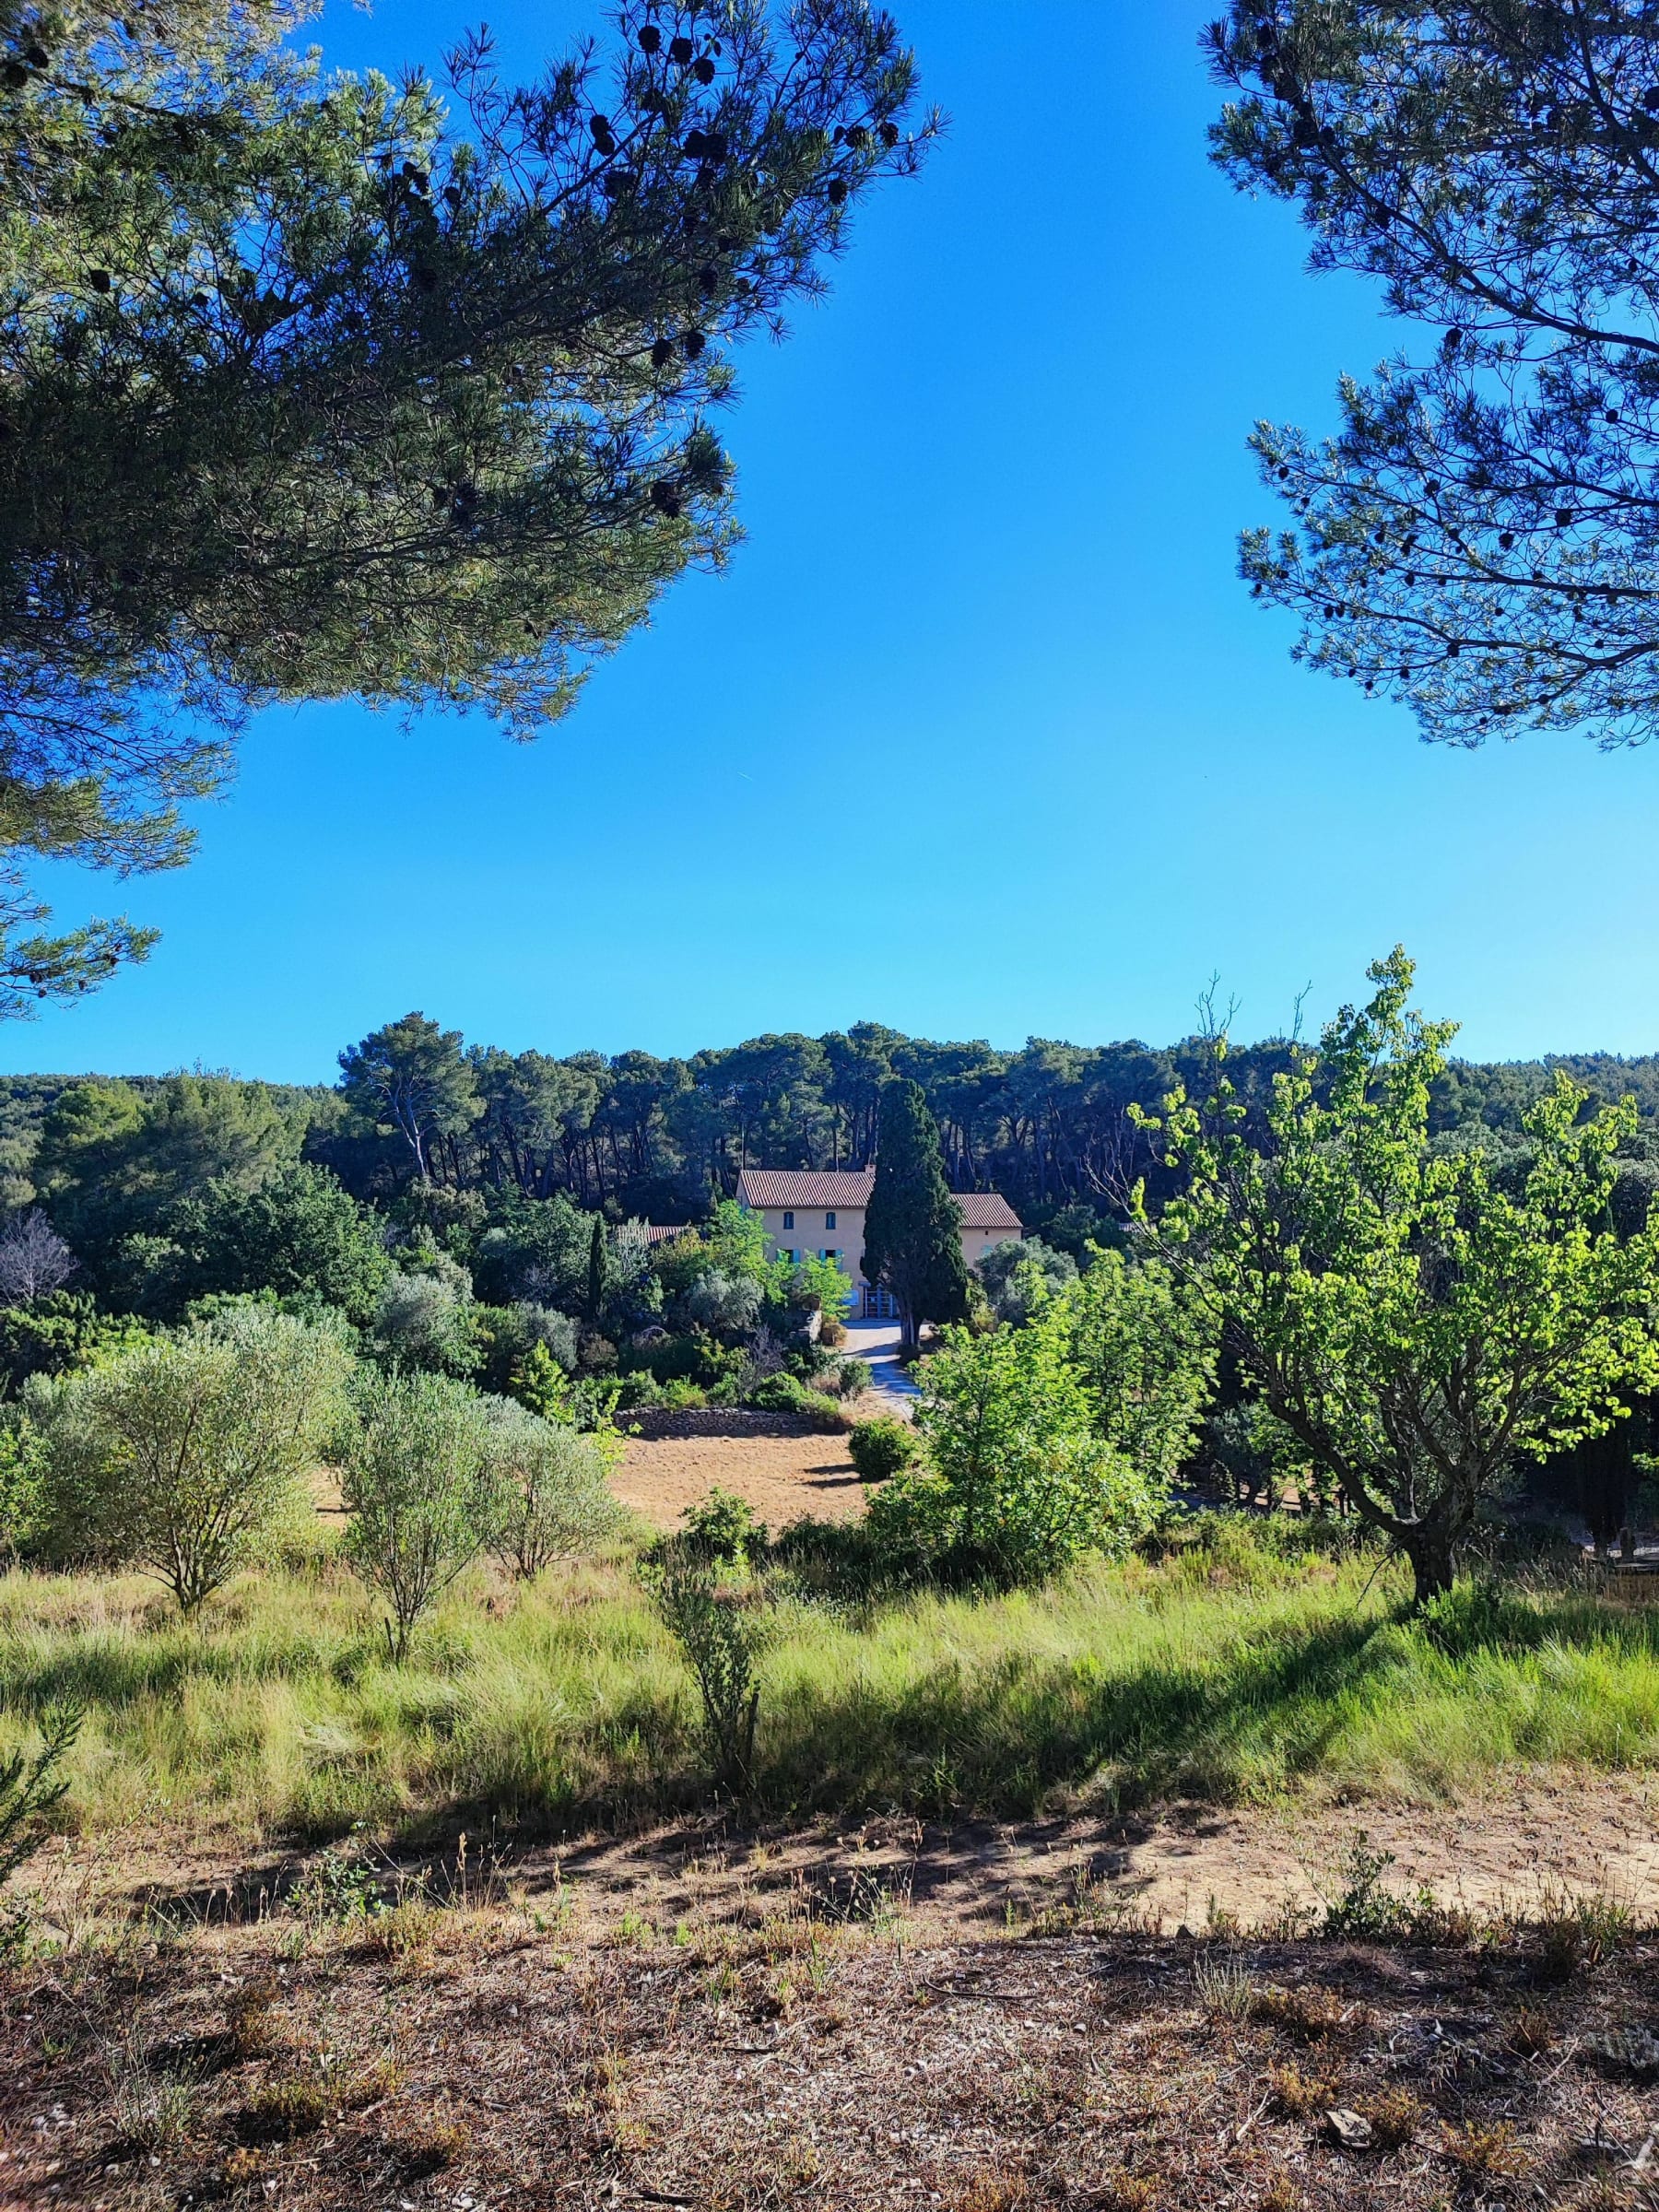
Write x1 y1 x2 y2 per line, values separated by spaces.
338 1369 502 1660
1208 4 1659 749
862 1079 971 1351
1138 949 1659 1602
1063 1250 1214 1484
907 1301 1163 1583
483 1396 618 1581
0 0 934 1006
29 1307 352 1610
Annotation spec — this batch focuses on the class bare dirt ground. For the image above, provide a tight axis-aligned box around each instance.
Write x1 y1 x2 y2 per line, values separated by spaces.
7 1843 1659 2212
612 1432 865 1531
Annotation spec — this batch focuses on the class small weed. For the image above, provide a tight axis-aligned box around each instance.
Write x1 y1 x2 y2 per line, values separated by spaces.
1252 1984 1361 2041
235 2077 327 2144
1194 1951 1255 2022
221 2146 263 2189
1507 2005 1555 2056
1093 2173 1158 2212
106 2021 199 2154
1355 2088 1422 2150
1267 2064 1341 2119
1258 2181 1301 2212
1441 2119 1524 2179
392 2113 470 2178
613 1907 654 1947
1534 1885 1634 1983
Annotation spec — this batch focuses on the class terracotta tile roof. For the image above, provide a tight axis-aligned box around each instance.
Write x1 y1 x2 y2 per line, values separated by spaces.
736 1170 876 1208
955 1193 1024 1233
640 1223 694 1245
735 1170 1023 1235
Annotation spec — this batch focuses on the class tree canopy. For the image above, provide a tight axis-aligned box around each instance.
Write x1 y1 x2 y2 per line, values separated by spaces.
1139 947 1659 1599
0 0 934 1006
1209 1 1659 748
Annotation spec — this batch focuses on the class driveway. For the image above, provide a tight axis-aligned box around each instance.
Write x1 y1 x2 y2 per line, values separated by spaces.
842 1319 921 1415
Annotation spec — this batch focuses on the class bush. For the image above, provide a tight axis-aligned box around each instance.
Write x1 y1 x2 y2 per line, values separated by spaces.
746 1371 852 1430
836 1358 872 1399
908 1306 1166 1585
0 1701 82 1886
337 1370 502 1660
484 1399 620 1580
371 1267 480 1376
682 1268 761 1337
848 1415 919 1485
29 1308 353 1610
643 1547 763 1794
679 1487 768 1566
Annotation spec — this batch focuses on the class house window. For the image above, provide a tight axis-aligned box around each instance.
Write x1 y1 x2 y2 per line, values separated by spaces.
820 1248 841 1263
782 1211 794 1230
825 1211 836 1230
781 1248 796 1265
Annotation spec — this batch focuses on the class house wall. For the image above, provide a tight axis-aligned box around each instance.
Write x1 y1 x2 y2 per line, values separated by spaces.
749 1205 1024 1314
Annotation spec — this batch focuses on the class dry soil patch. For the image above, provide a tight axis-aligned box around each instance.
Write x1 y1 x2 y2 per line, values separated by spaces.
612 1430 865 1531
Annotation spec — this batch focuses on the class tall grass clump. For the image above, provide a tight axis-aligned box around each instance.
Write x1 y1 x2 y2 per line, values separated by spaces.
0 1516 1655 1850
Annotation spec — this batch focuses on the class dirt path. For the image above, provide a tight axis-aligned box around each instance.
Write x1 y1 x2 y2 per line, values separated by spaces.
612 1430 865 1531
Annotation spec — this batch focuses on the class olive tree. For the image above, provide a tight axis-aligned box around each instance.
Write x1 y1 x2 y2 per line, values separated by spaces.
1138 948 1659 1603
337 1370 502 1659
29 1307 352 1611
484 1396 619 1581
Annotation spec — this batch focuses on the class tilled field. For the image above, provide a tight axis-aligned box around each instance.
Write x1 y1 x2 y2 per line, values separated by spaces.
6 1888 1658 2211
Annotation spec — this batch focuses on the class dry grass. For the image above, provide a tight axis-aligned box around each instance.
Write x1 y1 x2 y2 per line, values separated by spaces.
6 1888 1659 2212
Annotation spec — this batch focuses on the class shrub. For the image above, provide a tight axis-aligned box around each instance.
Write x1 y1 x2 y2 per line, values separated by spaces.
746 1371 850 1430
644 1547 763 1794
338 1370 503 1660
660 1380 708 1410
910 1307 1166 1584
0 1700 81 1884
683 1267 762 1337
484 1399 620 1580
371 1269 480 1377
849 1416 919 1485
29 1308 353 1610
680 1487 768 1566
836 1358 872 1399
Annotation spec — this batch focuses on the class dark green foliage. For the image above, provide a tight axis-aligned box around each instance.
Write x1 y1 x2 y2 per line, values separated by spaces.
35 1074 304 1269
162 1165 391 1324
678 1487 769 1567
586 1213 606 1323
862 1079 971 1350
1208 2 1659 747
338 1016 480 1187
0 1702 82 1884
848 1414 919 1484
0 1290 149 1394
0 2 935 1002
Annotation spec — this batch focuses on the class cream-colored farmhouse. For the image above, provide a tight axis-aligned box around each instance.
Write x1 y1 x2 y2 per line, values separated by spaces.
735 1168 1024 1320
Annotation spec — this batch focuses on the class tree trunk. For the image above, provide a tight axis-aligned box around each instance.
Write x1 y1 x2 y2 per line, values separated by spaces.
1399 1524 1457 1606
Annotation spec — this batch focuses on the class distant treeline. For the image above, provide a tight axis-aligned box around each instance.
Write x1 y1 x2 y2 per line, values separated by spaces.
6 1022 1659 1235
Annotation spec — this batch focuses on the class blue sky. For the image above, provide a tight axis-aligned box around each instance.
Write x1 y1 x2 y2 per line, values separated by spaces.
6 0 1658 1085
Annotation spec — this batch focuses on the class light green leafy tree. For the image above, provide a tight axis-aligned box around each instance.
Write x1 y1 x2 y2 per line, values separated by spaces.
1063 1249 1214 1484
909 1302 1166 1584
29 1306 353 1609
1136 948 1659 1603
483 1395 619 1581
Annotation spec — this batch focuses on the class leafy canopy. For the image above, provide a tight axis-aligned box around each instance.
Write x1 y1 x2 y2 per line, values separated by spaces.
1137 947 1659 1598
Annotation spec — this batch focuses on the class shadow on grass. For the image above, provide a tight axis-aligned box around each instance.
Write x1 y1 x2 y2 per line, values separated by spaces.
758 1608 1401 1818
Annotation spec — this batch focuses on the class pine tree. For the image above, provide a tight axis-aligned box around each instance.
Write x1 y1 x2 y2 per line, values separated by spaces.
0 0 935 1009
862 1079 970 1353
1208 3 1659 750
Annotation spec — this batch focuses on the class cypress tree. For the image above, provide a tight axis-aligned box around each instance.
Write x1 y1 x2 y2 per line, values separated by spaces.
862 1080 971 1353
586 1215 607 1324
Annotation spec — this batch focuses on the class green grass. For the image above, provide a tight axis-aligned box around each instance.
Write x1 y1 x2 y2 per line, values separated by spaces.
1 1519 1657 1853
